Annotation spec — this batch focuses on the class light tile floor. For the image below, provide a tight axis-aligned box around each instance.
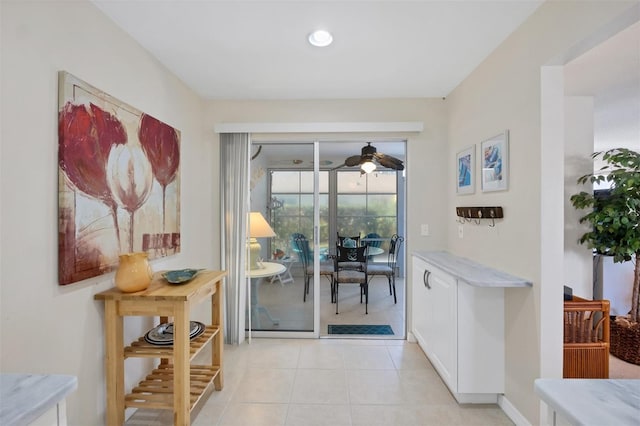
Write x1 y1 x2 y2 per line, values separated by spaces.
126 338 514 426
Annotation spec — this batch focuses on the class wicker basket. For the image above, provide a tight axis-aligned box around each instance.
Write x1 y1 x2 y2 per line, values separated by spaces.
609 319 640 365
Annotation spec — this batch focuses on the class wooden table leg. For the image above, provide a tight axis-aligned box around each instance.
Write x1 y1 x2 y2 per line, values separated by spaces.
104 300 124 425
212 279 224 390
159 315 170 366
173 302 190 426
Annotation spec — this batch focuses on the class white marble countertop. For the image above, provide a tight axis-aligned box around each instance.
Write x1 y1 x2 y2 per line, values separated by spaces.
0 373 77 425
535 378 640 426
413 250 532 287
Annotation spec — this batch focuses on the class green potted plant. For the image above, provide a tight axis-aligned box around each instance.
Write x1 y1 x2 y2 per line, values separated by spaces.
570 148 640 365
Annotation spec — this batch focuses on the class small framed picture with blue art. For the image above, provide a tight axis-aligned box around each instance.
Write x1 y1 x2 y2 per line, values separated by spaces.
481 130 509 192
456 145 475 195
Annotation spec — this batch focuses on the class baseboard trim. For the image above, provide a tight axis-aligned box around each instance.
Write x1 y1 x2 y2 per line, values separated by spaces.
498 394 531 426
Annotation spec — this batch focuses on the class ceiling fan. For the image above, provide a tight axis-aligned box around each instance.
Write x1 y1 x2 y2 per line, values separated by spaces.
333 142 405 173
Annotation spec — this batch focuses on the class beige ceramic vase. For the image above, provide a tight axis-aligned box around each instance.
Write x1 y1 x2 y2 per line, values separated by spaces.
115 252 152 293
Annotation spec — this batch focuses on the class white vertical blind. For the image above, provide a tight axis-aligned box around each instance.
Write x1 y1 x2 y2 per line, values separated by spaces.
220 133 250 344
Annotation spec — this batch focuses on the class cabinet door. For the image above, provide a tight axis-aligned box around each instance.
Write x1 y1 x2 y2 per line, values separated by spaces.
426 265 457 390
411 256 431 347
457 281 504 394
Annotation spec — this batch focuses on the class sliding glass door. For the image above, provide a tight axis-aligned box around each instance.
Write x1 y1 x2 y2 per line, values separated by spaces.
247 142 321 337
247 139 406 338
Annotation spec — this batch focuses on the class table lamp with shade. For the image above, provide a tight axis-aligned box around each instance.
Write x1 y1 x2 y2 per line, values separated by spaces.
248 211 276 270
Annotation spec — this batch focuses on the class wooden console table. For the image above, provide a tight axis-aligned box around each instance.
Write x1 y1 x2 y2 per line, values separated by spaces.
95 270 226 425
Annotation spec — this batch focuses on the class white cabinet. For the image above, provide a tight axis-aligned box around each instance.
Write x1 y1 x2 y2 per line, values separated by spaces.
412 254 508 403
412 257 457 389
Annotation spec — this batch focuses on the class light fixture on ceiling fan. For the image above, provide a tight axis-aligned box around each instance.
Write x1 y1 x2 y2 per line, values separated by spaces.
333 142 404 174
360 159 377 174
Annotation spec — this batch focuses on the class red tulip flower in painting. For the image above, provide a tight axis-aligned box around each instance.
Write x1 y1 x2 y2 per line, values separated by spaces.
58 102 127 249
59 102 127 204
138 113 180 232
107 143 154 253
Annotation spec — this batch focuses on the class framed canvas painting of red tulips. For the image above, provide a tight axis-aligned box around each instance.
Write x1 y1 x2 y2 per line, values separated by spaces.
58 71 180 285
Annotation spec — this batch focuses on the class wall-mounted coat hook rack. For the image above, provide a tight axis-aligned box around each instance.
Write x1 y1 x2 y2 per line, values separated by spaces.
455 206 504 227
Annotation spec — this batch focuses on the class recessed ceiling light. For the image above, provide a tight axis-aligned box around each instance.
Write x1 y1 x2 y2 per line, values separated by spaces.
308 30 333 47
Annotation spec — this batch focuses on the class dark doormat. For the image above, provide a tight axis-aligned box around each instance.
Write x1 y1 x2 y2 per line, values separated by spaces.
328 324 394 335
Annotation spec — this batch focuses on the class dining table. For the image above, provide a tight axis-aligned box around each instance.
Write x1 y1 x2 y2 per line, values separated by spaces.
331 244 384 259
365 246 384 256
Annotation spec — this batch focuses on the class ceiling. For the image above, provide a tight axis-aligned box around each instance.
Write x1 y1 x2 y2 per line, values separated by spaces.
91 0 543 100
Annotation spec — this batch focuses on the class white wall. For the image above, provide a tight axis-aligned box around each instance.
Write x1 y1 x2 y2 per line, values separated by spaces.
0 1 218 424
564 97 596 298
445 1 637 424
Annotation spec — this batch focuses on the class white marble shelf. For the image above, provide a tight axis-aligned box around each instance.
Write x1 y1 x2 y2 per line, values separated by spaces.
535 378 640 426
0 373 77 425
413 250 532 287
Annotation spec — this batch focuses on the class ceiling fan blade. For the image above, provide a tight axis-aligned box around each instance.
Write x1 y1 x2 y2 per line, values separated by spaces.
375 153 405 170
331 163 346 171
344 155 363 167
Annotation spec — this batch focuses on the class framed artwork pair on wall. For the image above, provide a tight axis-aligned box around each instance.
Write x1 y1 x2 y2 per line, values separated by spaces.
456 130 509 195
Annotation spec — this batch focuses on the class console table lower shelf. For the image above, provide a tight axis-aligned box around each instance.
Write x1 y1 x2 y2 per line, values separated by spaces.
126 364 220 410
123 325 222 412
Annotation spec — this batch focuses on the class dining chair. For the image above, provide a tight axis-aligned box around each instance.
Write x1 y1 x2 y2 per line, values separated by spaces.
363 232 382 260
334 245 369 314
290 233 306 255
293 235 335 303
367 234 404 304
336 232 362 270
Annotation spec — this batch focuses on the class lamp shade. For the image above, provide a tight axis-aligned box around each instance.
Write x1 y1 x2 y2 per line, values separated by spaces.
249 212 276 238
